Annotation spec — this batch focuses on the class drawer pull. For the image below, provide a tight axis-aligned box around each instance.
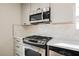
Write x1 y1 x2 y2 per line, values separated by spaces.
16 40 20 42
16 46 20 48
16 53 20 56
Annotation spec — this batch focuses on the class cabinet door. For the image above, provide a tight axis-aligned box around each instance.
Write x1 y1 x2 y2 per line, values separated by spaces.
51 3 75 23
21 3 31 25
30 3 39 14
30 3 49 14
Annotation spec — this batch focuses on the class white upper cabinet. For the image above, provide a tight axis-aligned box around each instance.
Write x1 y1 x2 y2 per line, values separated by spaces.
30 3 49 14
51 3 75 23
21 3 31 25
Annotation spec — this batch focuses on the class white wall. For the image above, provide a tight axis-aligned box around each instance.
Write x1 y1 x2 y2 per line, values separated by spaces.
0 4 21 56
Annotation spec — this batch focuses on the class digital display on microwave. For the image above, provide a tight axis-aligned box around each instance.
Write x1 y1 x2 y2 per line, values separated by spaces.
30 13 42 21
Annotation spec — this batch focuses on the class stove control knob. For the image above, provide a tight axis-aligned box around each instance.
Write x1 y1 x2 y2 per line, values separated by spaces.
41 41 44 44
38 41 41 43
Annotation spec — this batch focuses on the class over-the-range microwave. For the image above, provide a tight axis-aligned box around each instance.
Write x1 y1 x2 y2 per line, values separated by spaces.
29 8 50 24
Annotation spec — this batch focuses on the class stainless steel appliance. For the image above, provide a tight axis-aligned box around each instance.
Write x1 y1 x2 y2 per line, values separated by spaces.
29 8 50 24
23 35 52 56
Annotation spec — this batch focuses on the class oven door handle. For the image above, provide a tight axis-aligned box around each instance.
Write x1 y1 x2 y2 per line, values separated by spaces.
24 40 45 45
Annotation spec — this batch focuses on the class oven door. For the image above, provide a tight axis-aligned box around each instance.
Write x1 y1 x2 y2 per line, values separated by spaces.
24 44 45 56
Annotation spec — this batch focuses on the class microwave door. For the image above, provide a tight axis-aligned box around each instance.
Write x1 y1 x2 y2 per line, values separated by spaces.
30 13 42 21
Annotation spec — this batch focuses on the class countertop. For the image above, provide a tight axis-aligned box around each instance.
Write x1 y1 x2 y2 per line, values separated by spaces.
47 38 79 52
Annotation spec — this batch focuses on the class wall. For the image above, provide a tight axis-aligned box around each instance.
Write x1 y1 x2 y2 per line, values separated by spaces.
0 4 21 56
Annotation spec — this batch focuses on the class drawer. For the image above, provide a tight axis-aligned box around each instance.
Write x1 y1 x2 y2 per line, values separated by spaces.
15 52 21 56
15 47 24 56
15 51 24 56
15 39 23 44
15 44 23 52
15 42 21 46
16 53 20 56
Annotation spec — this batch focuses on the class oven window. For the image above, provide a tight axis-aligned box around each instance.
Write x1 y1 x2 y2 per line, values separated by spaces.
25 48 41 56
30 13 42 21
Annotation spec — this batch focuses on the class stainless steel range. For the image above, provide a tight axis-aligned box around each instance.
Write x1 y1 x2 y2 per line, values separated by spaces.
23 35 52 56
23 35 52 45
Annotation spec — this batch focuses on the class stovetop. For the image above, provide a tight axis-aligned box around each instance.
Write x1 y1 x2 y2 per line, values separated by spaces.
23 35 52 45
24 35 52 40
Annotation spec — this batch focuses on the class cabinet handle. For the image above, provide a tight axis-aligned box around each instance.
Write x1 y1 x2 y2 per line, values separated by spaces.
16 40 20 42
16 46 20 48
16 53 20 56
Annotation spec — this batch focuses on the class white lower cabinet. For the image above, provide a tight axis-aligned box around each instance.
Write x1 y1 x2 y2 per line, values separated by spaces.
51 3 75 23
15 45 23 53
14 38 24 56
15 51 23 56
